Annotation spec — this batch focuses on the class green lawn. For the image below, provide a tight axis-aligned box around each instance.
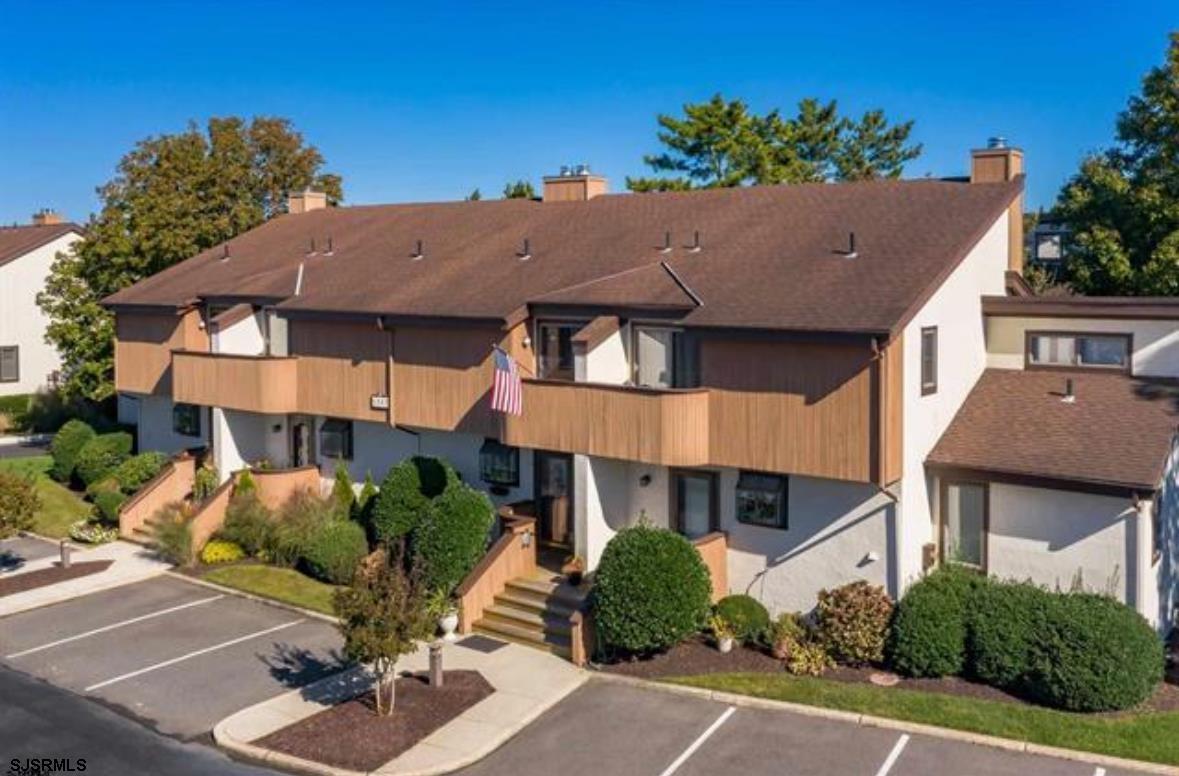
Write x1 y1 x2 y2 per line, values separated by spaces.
0 455 91 538
201 563 339 616
669 673 1179 766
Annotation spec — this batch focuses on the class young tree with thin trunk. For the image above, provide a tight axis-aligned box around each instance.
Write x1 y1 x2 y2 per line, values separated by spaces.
333 546 433 715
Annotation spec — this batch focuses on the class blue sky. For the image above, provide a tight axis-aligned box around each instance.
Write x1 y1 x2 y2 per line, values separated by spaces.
1 1 1176 224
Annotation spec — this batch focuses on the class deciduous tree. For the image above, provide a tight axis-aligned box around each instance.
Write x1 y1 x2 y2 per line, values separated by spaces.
502 179 536 199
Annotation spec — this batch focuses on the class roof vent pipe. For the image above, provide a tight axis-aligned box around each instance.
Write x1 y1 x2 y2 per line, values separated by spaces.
1062 378 1076 404
220 243 230 262
688 231 701 253
518 238 531 261
661 231 672 254
411 240 424 260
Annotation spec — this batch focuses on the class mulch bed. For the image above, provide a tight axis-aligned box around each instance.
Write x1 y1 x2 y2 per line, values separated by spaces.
0 560 112 597
597 637 1179 715
258 670 494 771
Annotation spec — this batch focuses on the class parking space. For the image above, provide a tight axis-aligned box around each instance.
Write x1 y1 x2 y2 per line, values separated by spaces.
0 575 344 739
0 536 57 572
458 681 1138 776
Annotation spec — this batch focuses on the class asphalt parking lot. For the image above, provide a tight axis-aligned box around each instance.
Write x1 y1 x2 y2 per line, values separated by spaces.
0 575 344 740
458 681 1135 776
0 536 58 572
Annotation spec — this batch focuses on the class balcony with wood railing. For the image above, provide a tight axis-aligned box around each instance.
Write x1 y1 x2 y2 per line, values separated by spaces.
501 379 710 468
171 351 299 415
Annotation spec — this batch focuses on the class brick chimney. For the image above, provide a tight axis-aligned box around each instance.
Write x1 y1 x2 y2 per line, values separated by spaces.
971 138 1025 274
287 188 328 214
543 164 608 202
32 209 63 226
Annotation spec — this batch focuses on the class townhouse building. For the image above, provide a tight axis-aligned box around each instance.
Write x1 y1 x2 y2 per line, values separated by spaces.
105 144 1179 633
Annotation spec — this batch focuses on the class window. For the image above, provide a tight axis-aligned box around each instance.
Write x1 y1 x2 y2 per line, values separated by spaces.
735 471 788 529
537 321 583 381
172 403 202 437
920 327 937 395
941 481 986 569
632 327 699 389
319 418 354 461
1027 332 1130 371
0 346 18 383
479 439 519 487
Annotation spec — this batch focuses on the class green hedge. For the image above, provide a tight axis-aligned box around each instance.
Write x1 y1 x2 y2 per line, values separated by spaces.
370 456 457 543
74 432 133 487
113 451 168 494
302 519 369 584
412 482 494 594
888 566 984 678
50 419 95 482
592 524 712 656
0 471 39 538
93 490 128 524
715 594 770 644
966 580 1047 689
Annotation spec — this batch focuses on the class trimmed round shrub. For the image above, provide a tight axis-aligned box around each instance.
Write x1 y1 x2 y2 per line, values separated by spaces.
0 471 40 538
966 579 1049 689
370 456 457 543
303 520 369 584
1024 593 1162 712
714 594 770 644
592 524 712 656
113 451 168 494
888 566 985 678
219 491 274 556
50 419 95 482
74 432 133 487
412 482 494 594
92 489 128 524
201 538 245 565
815 580 894 666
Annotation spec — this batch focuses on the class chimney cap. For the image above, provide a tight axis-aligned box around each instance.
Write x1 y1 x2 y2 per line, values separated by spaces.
31 209 63 226
987 136 1008 149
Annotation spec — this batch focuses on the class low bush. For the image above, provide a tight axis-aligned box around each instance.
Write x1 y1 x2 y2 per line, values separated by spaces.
303 520 369 584
768 612 808 660
815 580 894 666
219 491 274 557
92 490 127 524
112 451 168 494
412 482 494 594
69 519 118 545
0 471 40 538
354 471 378 526
370 456 457 543
591 524 712 656
200 538 245 565
50 419 95 482
0 394 30 432
966 580 1048 690
330 463 355 521
270 489 332 567
84 476 120 499
150 502 193 565
1024 593 1162 712
74 432 133 487
785 640 833 677
193 464 218 503
714 594 770 645
888 566 985 678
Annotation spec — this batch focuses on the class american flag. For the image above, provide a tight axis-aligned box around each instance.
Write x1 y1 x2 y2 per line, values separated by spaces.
491 346 523 416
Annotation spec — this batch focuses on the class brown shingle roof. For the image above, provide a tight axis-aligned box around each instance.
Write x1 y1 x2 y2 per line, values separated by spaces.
104 178 1021 335
927 369 1179 492
0 223 83 269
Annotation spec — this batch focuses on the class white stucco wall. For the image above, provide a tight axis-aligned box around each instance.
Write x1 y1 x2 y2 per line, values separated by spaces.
136 394 209 454
584 328 630 385
987 316 1179 377
0 231 79 395
900 213 1009 591
987 482 1137 604
213 409 287 481
212 310 266 356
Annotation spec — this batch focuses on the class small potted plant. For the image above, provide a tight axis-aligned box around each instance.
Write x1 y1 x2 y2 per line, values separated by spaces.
430 590 460 642
709 613 735 654
561 554 586 586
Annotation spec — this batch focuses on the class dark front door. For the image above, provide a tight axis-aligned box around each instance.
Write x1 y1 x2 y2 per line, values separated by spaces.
672 469 718 540
291 422 311 467
535 451 573 547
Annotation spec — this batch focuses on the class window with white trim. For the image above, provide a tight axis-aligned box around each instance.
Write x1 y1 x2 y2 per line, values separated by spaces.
0 346 18 383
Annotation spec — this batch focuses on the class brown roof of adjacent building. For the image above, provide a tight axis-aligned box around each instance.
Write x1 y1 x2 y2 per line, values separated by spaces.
983 295 1179 320
0 223 83 269
927 369 1179 492
104 178 1021 335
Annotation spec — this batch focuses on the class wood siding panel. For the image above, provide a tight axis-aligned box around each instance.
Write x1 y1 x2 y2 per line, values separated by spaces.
114 310 208 396
392 324 503 434
290 320 389 423
172 352 298 414
701 338 875 482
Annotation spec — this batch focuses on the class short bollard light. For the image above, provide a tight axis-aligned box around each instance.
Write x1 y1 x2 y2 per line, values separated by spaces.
60 539 72 569
429 641 444 688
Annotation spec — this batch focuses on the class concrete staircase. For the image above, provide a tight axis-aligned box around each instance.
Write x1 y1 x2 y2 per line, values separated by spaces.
473 575 588 659
130 512 166 545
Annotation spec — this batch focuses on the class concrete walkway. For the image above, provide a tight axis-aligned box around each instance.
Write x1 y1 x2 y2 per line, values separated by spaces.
0 538 172 617
215 640 588 776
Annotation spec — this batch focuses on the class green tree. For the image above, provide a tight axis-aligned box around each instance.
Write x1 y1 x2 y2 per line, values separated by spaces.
333 547 434 715
466 188 482 201
626 93 921 191
38 117 342 401
330 461 355 520
1056 33 1179 295
502 179 536 199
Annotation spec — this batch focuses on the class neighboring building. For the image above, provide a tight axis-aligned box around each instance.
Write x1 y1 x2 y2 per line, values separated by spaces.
0 212 83 397
103 145 1179 635
1026 212 1069 280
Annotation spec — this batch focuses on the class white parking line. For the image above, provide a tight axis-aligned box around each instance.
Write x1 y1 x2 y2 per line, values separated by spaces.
874 734 910 776
84 619 304 692
657 705 736 776
5 595 225 659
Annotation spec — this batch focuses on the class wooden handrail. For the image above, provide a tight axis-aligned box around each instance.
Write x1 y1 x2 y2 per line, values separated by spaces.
455 515 537 634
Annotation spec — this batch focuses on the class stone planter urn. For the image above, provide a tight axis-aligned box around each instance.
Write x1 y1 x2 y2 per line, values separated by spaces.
438 608 459 642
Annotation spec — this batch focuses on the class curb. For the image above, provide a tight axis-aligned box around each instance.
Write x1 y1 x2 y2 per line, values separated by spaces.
213 664 590 776
590 672 1179 776
0 568 168 618
166 570 340 625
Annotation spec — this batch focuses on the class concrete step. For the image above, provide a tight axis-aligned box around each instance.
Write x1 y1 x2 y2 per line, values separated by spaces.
482 603 573 635
473 619 571 658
